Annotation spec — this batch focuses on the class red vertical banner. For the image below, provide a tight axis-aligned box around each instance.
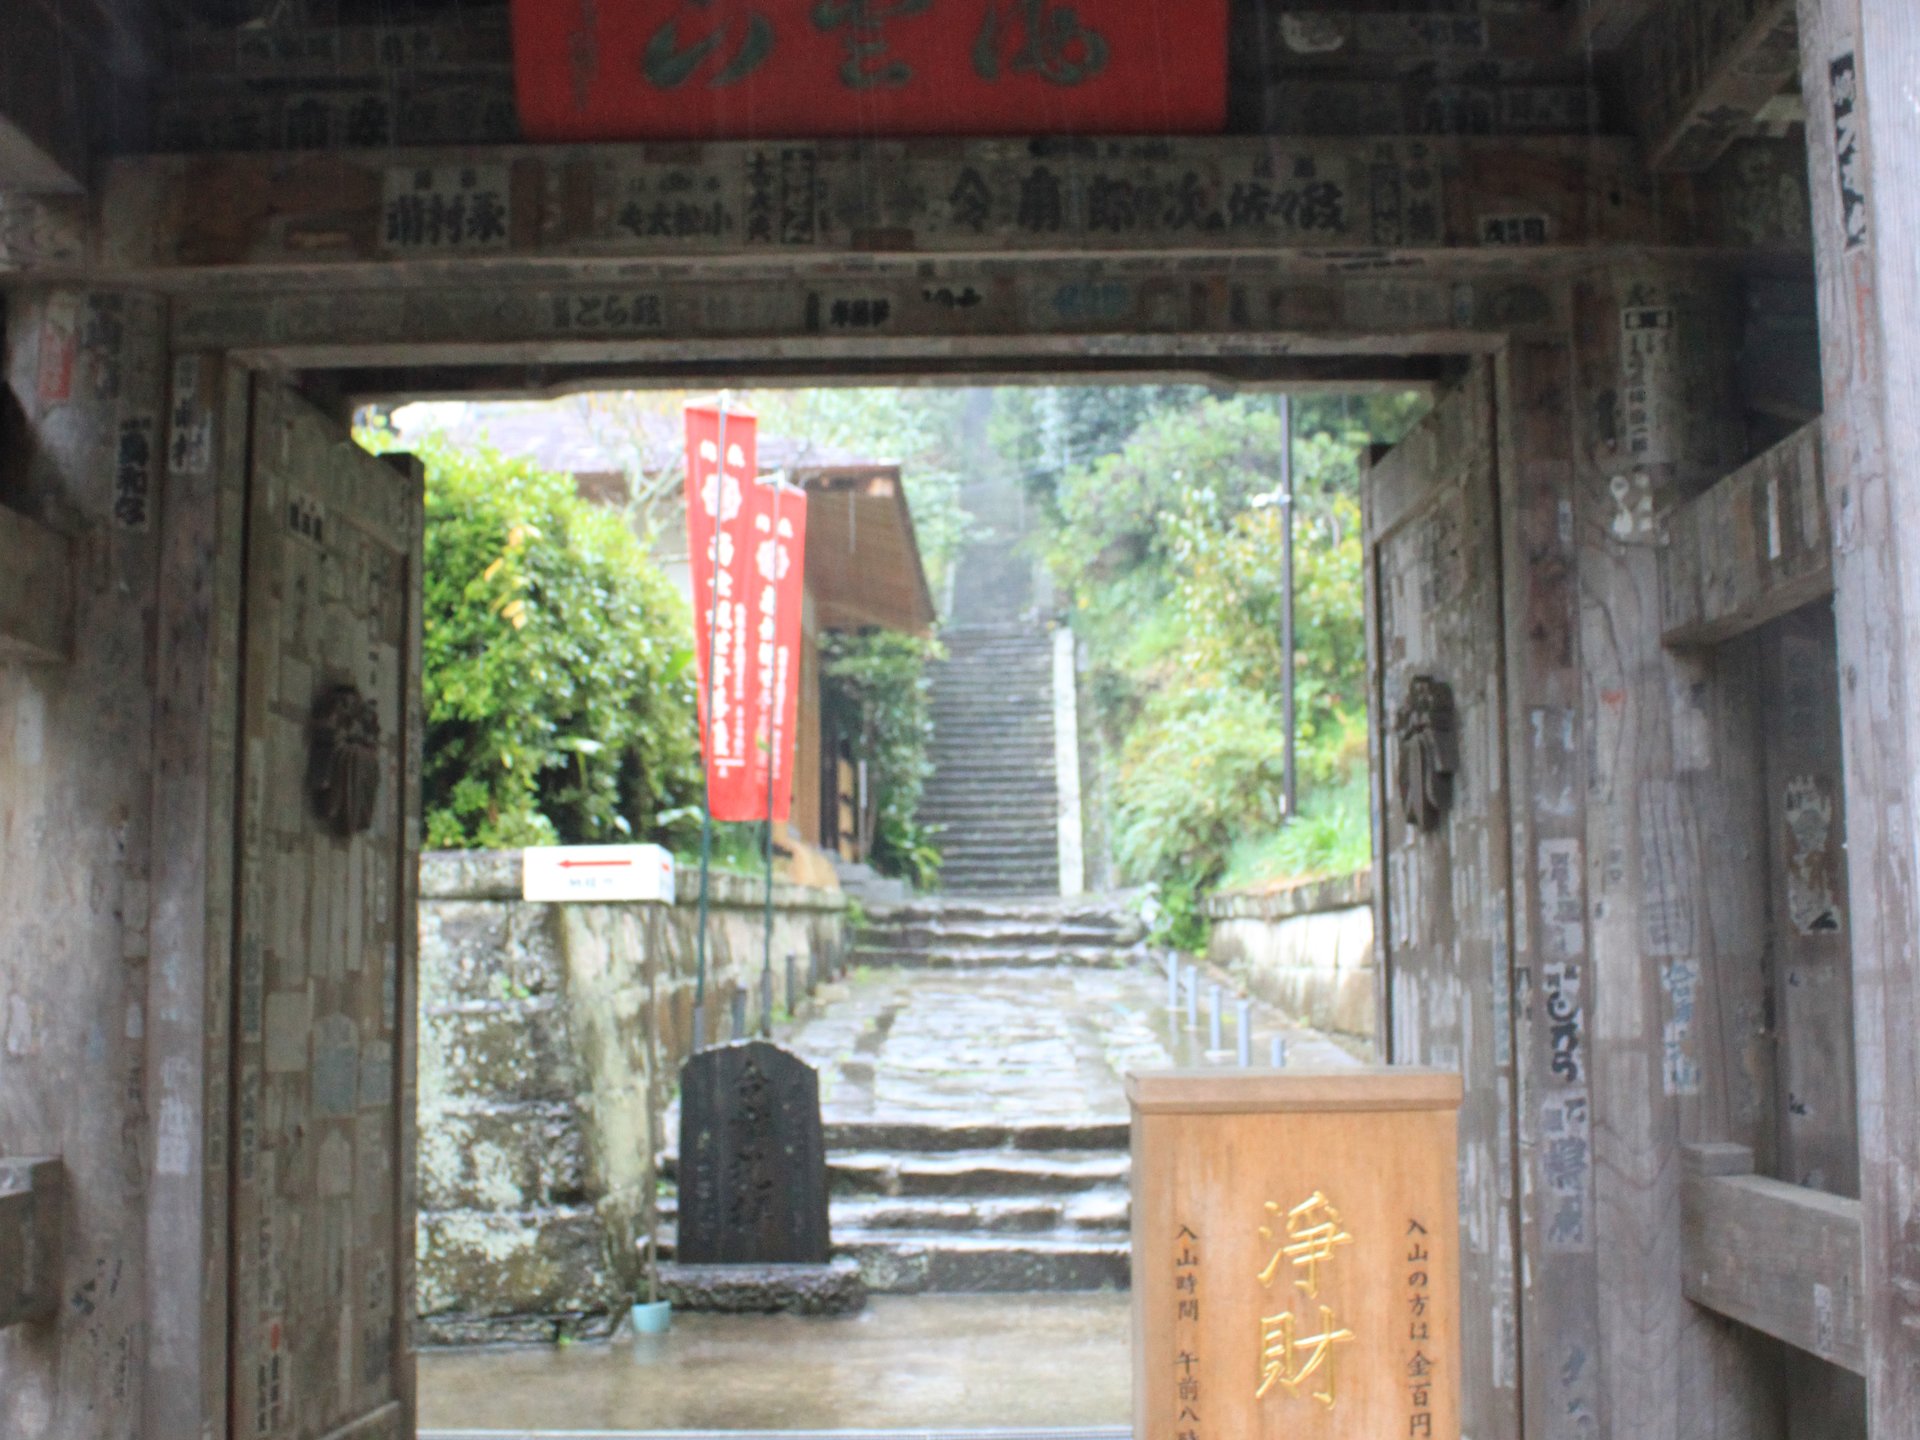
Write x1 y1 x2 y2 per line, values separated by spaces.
748 472 808 825
685 403 809 823
686 402 760 820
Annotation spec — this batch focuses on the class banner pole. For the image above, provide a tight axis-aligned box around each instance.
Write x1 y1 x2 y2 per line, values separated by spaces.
760 477 783 1013
694 396 732 1052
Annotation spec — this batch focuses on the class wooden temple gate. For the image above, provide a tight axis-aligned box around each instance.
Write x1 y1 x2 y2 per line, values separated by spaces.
3 1 1920 1437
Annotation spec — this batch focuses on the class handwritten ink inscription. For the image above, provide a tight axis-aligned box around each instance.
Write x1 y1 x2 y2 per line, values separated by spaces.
380 165 510 252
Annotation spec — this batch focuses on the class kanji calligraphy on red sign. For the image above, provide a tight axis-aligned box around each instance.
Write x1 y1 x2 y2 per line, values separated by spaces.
511 0 1228 141
686 403 811 824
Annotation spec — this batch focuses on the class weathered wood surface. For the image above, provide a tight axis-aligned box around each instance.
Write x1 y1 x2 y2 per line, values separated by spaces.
1759 602 1859 1199
1365 360 1518 1440
78 135 1804 293
228 383 422 1440
170 264 1570 370
1796 0 1920 1429
1659 421 1830 646
1493 336 1604 1440
1570 264 1779 1437
146 350 250 1440
1628 0 1803 172
0 287 168 1440
0 503 72 663
1680 1143 1865 1373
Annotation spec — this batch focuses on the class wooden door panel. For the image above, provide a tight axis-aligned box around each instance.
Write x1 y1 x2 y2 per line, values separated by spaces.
230 385 422 1440
1364 360 1519 1440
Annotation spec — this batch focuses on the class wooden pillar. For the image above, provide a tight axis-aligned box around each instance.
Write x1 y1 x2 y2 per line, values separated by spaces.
145 349 250 1440
1795 1 1920 1429
1569 260 1779 1440
1497 263 1786 1437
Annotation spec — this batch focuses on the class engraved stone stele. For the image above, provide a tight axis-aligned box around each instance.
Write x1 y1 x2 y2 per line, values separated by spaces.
676 1039 830 1265
1129 1069 1463 1440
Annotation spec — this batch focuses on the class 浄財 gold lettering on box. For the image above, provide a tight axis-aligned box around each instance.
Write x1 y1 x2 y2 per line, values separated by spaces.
1129 1069 1463 1440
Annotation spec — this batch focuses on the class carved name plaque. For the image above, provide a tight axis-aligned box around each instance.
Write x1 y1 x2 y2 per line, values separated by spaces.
1129 1069 1463 1440
512 0 1227 141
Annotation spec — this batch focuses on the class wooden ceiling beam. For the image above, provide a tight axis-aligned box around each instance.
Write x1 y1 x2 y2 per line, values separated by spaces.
67 133 1805 295
1626 0 1803 172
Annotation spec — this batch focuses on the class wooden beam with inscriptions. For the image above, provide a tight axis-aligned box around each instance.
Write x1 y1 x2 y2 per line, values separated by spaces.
75 134 1797 294
1628 0 1804 172
0 504 73 664
1680 1143 1865 1374
1659 420 1830 646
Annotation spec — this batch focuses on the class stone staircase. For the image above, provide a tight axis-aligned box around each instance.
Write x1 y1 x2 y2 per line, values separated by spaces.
852 895 1145 968
821 1118 1131 1292
661 1116 1133 1294
923 622 1062 895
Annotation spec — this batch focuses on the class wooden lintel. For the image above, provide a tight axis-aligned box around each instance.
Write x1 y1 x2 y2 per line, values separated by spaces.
1681 1144 1865 1374
70 134 1801 294
0 505 74 664
1660 420 1829 647
1631 0 1803 173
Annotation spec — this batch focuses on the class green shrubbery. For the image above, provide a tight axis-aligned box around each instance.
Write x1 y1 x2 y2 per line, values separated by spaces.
821 630 945 888
1015 390 1418 948
363 427 706 851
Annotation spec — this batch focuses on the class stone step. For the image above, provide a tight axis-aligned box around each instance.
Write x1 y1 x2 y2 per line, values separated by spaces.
834 1232 1131 1294
936 860 1064 883
830 1148 1132 1197
829 1189 1130 1235
920 803 1060 823
851 944 1130 969
654 1189 1129 1237
856 920 1131 947
930 879 1067 900
820 1117 1131 1152
864 899 1143 927
931 840 1060 860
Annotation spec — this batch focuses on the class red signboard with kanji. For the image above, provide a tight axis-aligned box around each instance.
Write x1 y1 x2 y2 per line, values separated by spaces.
686 403 811 824
511 0 1228 141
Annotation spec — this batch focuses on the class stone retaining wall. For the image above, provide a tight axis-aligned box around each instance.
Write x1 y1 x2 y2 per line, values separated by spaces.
1203 871 1376 1047
416 849 847 1343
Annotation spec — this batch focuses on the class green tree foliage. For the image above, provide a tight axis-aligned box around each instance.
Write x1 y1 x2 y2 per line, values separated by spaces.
821 630 945 888
1022 390 1421 944
366 427 705 851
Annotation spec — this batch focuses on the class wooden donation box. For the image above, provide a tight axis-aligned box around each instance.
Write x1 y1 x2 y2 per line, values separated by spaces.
1130 1069 1464 1440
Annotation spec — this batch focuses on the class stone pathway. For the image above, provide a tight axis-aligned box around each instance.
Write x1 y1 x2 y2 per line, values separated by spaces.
789 960 1356 1126
659 952 1361 1293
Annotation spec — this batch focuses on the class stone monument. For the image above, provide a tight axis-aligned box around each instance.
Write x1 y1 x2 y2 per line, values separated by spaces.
664 1040 862 1314
677 1039 830 1264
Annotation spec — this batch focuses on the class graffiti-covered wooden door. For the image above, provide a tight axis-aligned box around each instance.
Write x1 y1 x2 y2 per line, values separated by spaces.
1363 359 1519 1440
229 383 422 1440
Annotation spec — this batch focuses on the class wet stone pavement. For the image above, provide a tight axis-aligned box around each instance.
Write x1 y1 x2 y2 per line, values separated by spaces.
787 959 1359 1127
419 951 1361 1432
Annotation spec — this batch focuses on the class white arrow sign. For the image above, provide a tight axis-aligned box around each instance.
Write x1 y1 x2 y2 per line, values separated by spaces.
522 844 676 904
